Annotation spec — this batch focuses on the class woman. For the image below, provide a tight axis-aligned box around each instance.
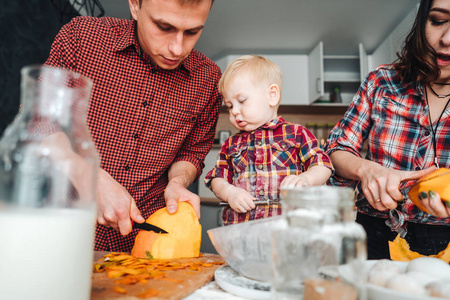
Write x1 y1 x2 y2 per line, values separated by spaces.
325 0 450 259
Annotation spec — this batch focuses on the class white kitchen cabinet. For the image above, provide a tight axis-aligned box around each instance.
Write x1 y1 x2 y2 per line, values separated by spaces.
308 41 368 105
215 54 309 105
368 4 418 71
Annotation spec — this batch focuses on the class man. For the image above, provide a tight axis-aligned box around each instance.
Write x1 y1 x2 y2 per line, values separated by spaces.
44 0 222 252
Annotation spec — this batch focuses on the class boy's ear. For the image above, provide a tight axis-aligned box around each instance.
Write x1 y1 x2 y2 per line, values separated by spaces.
268 83 281 107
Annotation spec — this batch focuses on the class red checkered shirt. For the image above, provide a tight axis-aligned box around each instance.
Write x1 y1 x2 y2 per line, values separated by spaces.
325 65 450 231
44 16 222 251
205 116 333 225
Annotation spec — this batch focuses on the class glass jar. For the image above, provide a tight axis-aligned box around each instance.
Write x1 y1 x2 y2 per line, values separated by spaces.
271 186 367 300
0 65 99 300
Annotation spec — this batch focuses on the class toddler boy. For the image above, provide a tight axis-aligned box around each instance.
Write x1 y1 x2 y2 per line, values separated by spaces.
205 55 333 225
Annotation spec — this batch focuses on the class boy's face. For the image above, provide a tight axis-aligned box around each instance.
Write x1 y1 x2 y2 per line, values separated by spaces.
222 70 279 132
129 0 211 70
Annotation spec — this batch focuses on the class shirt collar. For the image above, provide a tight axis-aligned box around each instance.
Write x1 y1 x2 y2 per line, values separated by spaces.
114 20 193 74
259 116 285 130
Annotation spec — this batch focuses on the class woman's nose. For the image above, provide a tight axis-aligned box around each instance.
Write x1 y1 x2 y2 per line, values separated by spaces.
441 27 450 46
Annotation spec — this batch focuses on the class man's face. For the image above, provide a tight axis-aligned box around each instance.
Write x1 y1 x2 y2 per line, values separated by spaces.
129 0 211 70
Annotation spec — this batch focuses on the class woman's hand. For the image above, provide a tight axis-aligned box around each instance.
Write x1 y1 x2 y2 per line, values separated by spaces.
96 168 144 236
330 150 437 212
418 191 450 218
358 164 436 211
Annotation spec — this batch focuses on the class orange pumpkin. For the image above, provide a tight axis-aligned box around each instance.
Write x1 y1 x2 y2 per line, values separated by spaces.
131 202 202 259
389 235 450 263
408 168 450 213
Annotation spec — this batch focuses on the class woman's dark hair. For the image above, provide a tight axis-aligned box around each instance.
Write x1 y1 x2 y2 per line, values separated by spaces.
393 0 440 85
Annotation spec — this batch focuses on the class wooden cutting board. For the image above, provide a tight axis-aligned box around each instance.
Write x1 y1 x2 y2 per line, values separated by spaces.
91 252 225 300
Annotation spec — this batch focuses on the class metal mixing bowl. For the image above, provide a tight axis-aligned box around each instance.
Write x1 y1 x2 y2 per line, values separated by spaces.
207 216 285 282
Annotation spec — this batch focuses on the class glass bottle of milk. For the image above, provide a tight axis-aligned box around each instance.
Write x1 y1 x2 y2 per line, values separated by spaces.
272 186 367 300
0 65 99 300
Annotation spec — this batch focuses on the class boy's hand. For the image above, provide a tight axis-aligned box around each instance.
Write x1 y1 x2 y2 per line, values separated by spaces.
280 174 309 188
224 185 256 213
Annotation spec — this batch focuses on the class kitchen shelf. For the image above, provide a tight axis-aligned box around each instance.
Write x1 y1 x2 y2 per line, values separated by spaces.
221 105 349 115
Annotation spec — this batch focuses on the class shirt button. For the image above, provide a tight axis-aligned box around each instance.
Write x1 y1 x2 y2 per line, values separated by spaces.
142 101 148 107
124 165 130 171
425 131 430 136
281 144 287 149
257 141 262 146
133 133 139 139
258 190 264 196
415 167 421 171
191 116 196 122
258 164 263 170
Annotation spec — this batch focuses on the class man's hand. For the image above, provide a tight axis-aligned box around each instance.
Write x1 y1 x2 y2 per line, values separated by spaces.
165 180 201 218
96 168 144 235
165 161 200 218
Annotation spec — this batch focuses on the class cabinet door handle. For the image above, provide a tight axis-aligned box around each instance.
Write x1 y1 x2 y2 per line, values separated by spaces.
316 77 321 93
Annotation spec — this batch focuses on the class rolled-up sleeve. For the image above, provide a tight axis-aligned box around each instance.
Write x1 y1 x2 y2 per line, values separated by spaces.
324 71 375 187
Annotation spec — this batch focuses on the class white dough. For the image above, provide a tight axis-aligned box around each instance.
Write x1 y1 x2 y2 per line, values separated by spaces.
385 273 427 296
370 259 404 273
406 257 450 281
368 259 404 287
426 279 450 299
406 270 439 286
368 269 398 287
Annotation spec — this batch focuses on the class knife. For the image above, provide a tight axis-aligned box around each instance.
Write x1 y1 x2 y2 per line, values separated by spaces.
132 221 169 234
401 169 450 191
356 169 450 207
219 200 280 206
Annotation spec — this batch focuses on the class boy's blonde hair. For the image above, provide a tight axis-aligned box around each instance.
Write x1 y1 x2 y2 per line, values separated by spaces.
218 55 283 97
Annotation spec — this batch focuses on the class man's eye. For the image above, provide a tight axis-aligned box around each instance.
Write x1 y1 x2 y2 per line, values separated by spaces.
227 105 233 110
157 24 172 31
185 30 200 36
238 98 246 104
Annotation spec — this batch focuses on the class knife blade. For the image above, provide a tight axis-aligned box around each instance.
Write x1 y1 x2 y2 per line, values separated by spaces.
133 221 169 234
219 200 280 206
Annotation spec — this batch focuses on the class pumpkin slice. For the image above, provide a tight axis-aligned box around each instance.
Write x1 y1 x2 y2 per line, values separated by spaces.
389 235 450 263
407 168 450 213
131 202 202 259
